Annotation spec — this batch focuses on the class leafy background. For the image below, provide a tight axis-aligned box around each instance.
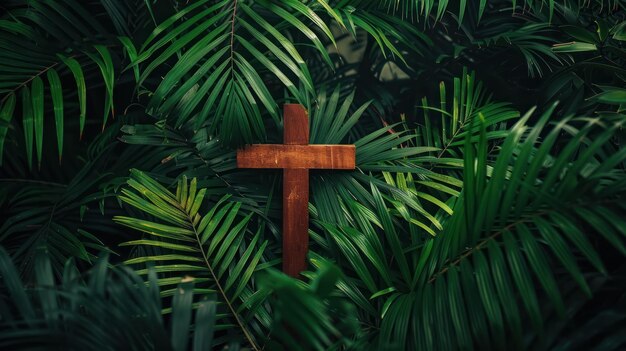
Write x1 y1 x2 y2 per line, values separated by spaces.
1 0 625 350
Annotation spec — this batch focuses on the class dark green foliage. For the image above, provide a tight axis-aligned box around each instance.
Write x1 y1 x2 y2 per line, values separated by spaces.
1 0 625 350
0 247 216 350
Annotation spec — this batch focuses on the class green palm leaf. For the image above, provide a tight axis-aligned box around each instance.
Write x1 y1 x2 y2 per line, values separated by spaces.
0 246 216 350
114 170 268 350
414 107 626 349
0 0 124 166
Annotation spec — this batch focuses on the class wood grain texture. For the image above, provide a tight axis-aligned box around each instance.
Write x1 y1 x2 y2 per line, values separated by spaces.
283 104 309 145
237 144 355 170
236 104 356 277
283 168 309 276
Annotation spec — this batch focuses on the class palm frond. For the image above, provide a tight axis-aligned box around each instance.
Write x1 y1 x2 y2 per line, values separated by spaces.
415 69 520 157
114 170 269 350
346 0 625 24
132 0 332 145
307 85 455 233
259 260 364 350
0 160 110 278
0 0 123 167
0 246 216 350
376 107 625 349
0 122 167 280
130 0 423 146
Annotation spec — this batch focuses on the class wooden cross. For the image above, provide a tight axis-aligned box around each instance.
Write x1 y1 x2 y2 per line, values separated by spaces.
237 104 355 277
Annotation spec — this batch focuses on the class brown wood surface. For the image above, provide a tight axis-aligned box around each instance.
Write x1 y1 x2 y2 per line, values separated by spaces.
282 168 309 276
236 144 355 170
236 104 356 277
283 104 309 145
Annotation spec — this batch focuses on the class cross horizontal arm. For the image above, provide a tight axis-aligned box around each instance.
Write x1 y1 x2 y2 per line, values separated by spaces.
237 144 355 170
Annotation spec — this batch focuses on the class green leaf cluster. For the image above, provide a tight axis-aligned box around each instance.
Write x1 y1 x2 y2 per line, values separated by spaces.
1 0 625 350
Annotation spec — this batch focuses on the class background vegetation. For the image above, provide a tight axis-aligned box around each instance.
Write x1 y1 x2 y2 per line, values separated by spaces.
1 0 625 349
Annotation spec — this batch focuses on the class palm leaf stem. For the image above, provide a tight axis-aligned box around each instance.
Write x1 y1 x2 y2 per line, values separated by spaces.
181 146 249 201
186 208 260 351
229 0 238 79
427 212 538 283
432 121 467 161
0 42 118 105
0 59 66 105
428 195 620 284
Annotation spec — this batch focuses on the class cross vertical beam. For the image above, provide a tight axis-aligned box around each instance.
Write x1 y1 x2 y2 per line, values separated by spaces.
282 168 309 276
282 104 309 276
237 104 355 277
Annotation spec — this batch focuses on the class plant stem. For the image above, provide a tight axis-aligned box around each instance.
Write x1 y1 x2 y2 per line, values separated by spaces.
229 0 238 80
187 211 260 351
427 217 527 283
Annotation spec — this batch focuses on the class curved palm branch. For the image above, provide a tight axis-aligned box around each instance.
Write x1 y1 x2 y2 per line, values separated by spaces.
319 103 626 349
113 170 269 350
0 0 124 167
129 0 418 146
0 123 168 280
